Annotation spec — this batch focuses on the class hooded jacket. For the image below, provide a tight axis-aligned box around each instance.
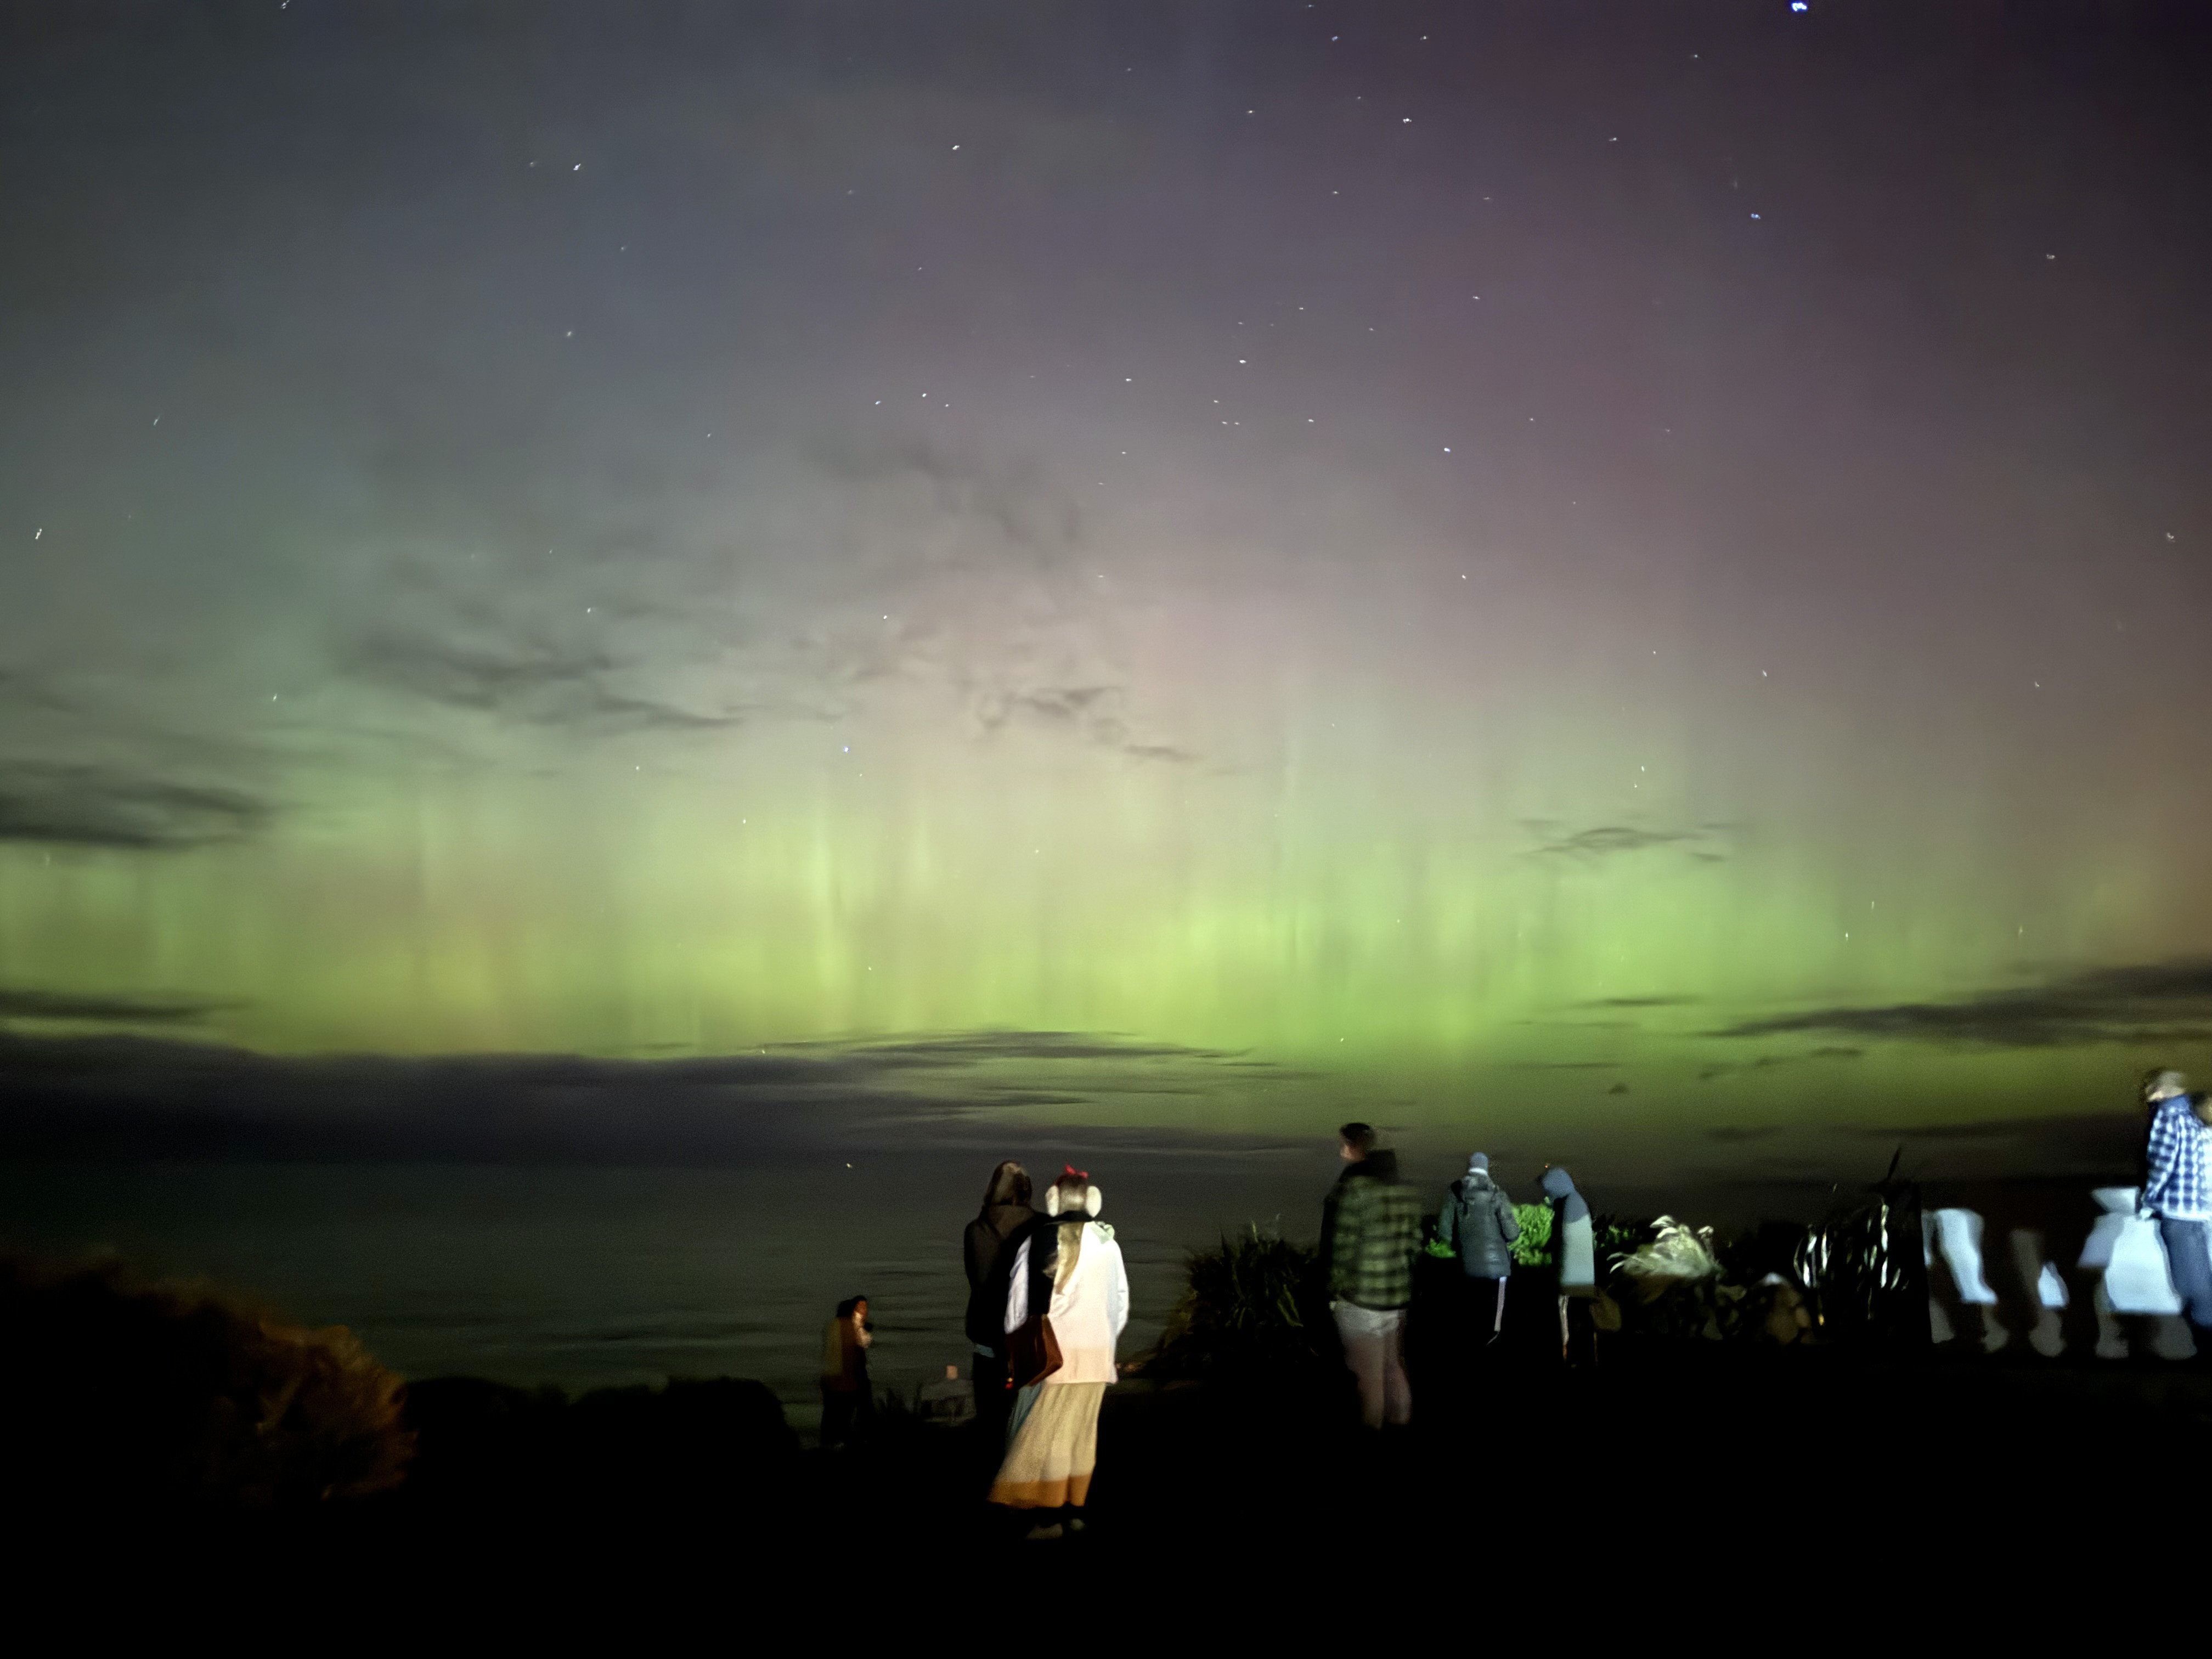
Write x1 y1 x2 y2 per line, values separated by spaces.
1541 1166 1596 1291
965 1201 1037 1348
1438 1169 1520 1279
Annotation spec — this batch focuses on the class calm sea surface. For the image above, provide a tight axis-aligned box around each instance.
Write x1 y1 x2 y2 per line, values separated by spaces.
0 1152 1332 1430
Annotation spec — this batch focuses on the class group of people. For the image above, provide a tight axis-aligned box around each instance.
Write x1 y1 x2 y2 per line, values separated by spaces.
821 1131 1598 1539
1319 1121 1596 1430
821 1068 2212 1519
821 1161 1132 1539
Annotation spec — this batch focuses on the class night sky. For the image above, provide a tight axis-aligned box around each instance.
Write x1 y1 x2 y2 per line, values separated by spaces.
5 1 2210 1174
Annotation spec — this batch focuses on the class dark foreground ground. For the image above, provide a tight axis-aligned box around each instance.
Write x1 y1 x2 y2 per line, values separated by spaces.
381 1346 2212 1560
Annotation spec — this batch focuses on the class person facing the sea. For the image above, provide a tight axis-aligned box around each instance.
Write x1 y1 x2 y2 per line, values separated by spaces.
965 1160 1036 1447
1321 1122 1420 1429
2140 1068 2212 1348
989 1167 1128 1538
819 1294 873 1449
1437 1152 1519 1347
1541 1166 1597 1365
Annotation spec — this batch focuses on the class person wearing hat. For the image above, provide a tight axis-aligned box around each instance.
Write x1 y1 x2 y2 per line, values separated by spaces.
1436 1152 1520 1351
2140 1068 2212 1348
989 1166 1128 1538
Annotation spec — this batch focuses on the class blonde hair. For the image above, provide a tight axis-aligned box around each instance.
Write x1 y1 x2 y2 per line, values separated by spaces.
1049 1173 1093 1286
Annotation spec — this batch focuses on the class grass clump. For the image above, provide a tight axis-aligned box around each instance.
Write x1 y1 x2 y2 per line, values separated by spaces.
1137 1226 1336 1380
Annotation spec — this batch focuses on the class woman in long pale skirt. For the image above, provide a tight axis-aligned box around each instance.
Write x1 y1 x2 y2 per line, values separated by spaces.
989 1167 1128 1539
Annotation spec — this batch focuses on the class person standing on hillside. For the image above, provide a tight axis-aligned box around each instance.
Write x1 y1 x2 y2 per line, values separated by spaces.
989 1167 1129 1539
2141 1068 2212 1349
1542 1165 1598 1366
819 1294 874 1449
1322 1122 1420 1429
965 1160 1036 1450
1437 1152 1520 1351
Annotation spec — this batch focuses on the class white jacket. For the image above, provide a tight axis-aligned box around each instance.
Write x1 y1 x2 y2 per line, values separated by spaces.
1005 1221 1130 1386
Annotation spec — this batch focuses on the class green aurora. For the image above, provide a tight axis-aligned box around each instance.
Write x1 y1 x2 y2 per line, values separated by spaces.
4 3 2209 1164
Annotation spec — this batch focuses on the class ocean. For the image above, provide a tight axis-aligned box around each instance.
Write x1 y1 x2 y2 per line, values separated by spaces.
0 1149 1334 1430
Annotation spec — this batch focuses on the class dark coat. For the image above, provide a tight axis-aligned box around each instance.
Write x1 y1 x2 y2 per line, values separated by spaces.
1437 1173 1520 1279
964 1202 1036 1347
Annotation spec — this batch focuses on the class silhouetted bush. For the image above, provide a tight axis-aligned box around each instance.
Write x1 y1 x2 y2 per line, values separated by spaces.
0 1254 411 1506
1138 1226 1336 1379
1509 1203 1554 1265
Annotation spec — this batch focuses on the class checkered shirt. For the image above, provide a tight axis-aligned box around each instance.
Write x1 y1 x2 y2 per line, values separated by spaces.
2143 1094 2210 1220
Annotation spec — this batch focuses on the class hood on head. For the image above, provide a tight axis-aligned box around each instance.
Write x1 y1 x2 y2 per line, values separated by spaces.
1540 1165 1589 1223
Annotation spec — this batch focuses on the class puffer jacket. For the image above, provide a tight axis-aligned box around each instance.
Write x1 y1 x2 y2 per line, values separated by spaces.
1437 1173 1520 1278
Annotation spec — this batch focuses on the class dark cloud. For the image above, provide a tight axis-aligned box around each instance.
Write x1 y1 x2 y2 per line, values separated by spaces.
0 761 272 850
0 987 239 1026
1508 1060 1621 1071
1696 1047 1864 1084
973 682 1200 766
825 1029 1255 1066
0 1024 1265 1163
1572 996 1701 1009
1713 958 2212 1049
344 630 742 733
1529 826 1703 860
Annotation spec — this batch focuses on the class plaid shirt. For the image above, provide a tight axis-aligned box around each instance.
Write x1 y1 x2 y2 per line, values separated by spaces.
1327 1170 1421 1310
2143 1095 2210 1220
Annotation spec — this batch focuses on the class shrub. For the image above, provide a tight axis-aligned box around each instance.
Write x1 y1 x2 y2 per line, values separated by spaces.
0 1254 412 1505
1510 1203 1554 1266
1137 1226 1336 1379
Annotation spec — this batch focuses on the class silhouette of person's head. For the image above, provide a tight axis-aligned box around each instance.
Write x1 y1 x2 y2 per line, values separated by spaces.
981 1160 1032 1211
2144 1068 2189 1105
